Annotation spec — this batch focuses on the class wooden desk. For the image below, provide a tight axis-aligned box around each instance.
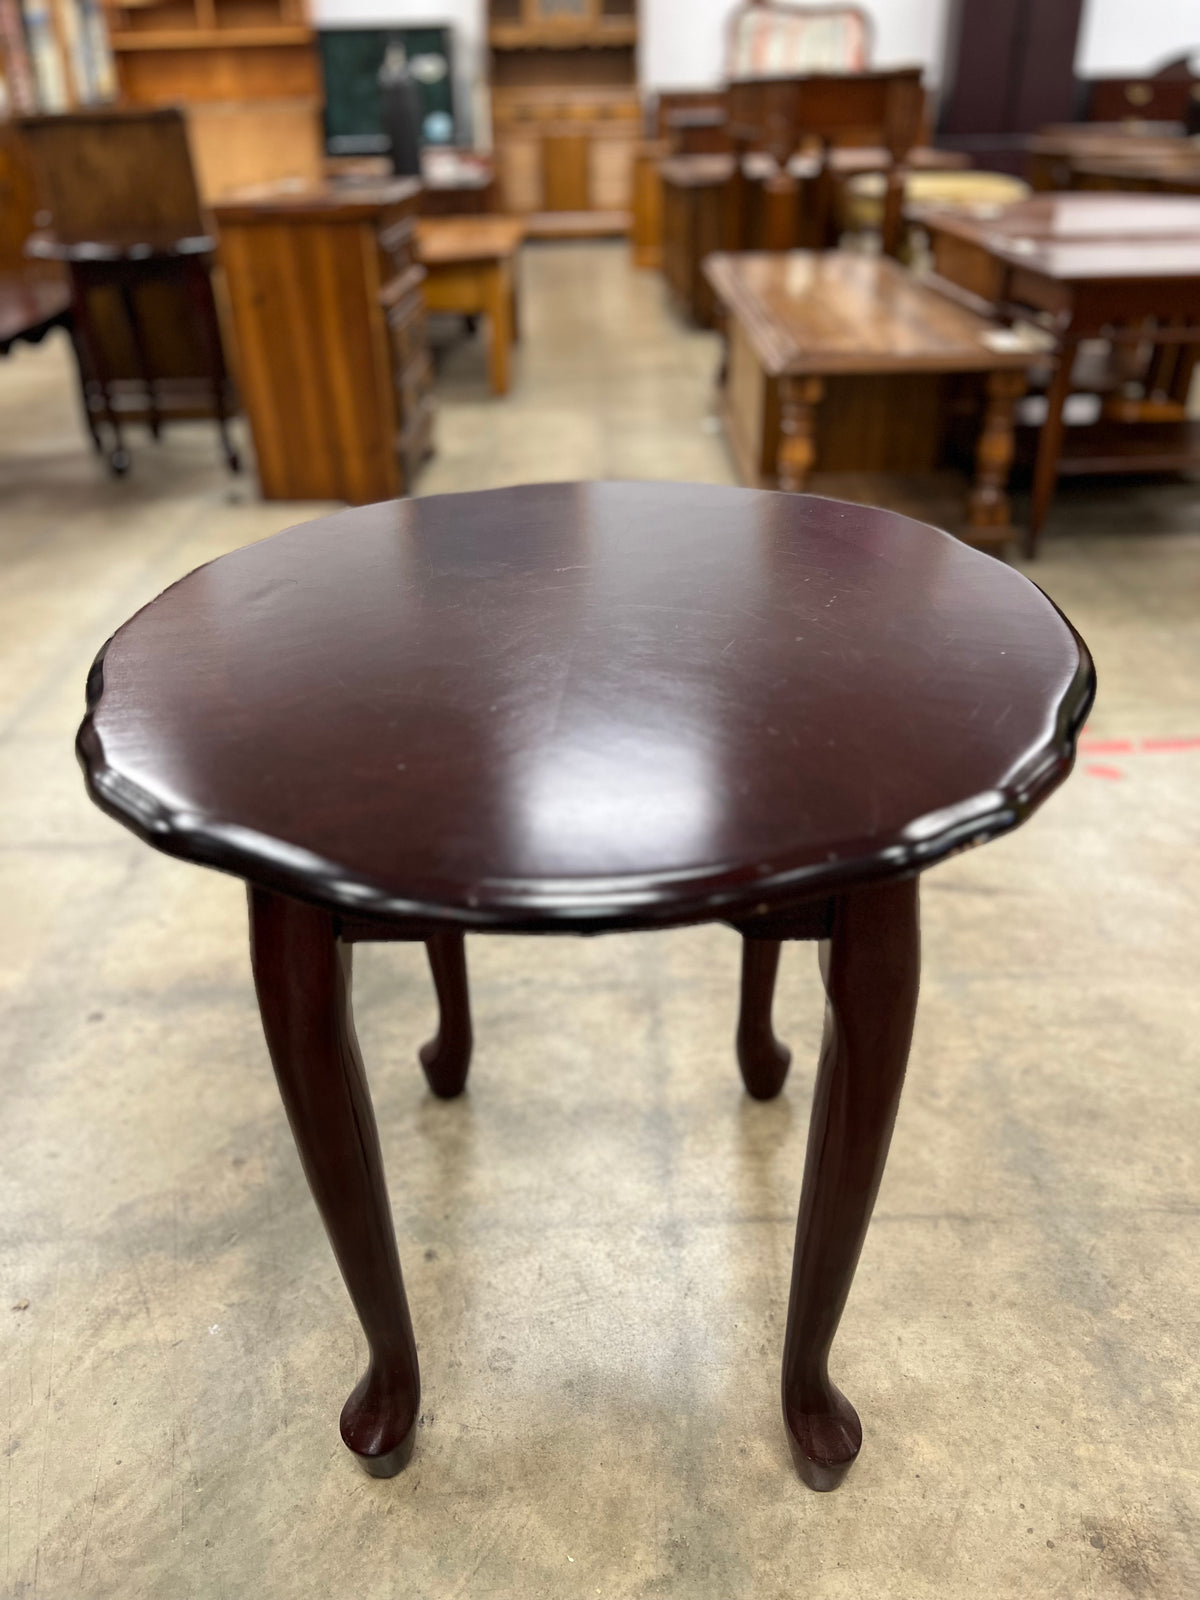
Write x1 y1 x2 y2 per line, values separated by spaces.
912 193 1200 552
1026 124 1188 192
79 480 1093 1490
1069 150 1200 196
416 217 524 397
705 250 1041 544
215 178 433 503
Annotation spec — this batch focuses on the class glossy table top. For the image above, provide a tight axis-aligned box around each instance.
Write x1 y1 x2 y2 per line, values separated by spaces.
78 483 1093 931
910 193 1200 282
703 252 1039 376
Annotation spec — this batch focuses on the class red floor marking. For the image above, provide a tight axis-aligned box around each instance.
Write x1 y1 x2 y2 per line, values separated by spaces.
1079 738 1134 754
1141 737 1200 752
1085 764 1125 781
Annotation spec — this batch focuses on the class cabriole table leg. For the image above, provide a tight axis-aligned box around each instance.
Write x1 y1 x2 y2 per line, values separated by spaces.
248 885 420 1477
782 875 920 1490
420 930 473 1099
736 936 792 1100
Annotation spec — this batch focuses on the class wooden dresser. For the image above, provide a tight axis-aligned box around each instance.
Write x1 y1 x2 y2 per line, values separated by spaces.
214 178 433 504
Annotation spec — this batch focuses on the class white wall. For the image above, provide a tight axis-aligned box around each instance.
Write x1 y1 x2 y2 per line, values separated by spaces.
640 0 951 92
1076 0 1199 76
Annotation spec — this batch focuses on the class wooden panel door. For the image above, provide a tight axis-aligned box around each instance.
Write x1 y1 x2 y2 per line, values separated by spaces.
589 132 635 211
496 134 542 213
542 134 590 211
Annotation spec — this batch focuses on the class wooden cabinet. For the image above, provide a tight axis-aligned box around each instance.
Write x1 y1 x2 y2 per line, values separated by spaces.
214 178 433 504
103 0 323 201
488 0 638 235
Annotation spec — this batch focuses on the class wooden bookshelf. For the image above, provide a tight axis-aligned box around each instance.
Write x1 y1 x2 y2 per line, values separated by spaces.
102 0 322 199
104 0 319 105
488 0 639 237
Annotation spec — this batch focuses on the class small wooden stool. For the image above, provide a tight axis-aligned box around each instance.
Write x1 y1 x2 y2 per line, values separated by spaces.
417 216 524 396
78 483 1093 1490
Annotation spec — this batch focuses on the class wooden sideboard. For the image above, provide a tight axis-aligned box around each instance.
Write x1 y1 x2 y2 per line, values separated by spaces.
214 177 433 504
488 0 639 235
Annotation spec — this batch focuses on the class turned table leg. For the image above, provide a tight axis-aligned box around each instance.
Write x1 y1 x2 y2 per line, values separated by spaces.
420 931 473 1099
968 368 1024 537
486 259 513 397
782 875 920 1490
248 886 420 1477
1028 338 1077 557
736 937 792 1100
777 375 824 493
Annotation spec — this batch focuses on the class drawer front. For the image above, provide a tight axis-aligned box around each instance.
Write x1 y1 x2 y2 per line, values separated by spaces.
378 213 419 279
386 290 428 373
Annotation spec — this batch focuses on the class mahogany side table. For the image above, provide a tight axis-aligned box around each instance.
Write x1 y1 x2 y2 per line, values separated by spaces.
77 483 1094 1491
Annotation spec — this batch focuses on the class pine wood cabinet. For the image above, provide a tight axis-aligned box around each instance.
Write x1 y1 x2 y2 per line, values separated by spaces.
214 177 433 504
488 0 638 235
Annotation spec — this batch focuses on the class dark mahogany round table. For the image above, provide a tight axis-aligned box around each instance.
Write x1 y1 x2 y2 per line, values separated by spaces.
78 482 1094 1490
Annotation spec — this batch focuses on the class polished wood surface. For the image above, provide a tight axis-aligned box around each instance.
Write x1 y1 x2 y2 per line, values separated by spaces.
915 192 1200 280
706 250 1036 374
79 482 1090 930
782 874 919 1489
912 193 1200 549
659 135 959 325
417 217 523 396
1069 151 1200 197
214 177 433 502
705 251 1038 538
1026 124 1190 193
80 482 1092 1489
248 886 420 1478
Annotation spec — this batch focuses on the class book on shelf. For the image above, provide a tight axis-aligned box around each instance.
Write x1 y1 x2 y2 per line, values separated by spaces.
0 0 38 112
21 0 69 110
0 0 114 113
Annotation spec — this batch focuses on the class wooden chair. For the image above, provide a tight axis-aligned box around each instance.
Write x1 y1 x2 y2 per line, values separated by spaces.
726 67 924 255
18 107 238 475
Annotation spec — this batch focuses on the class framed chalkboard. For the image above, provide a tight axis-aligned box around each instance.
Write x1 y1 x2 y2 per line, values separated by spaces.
319 27 457 156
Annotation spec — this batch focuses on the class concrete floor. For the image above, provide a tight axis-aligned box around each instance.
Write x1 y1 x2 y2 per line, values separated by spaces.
2 242 1199 1599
